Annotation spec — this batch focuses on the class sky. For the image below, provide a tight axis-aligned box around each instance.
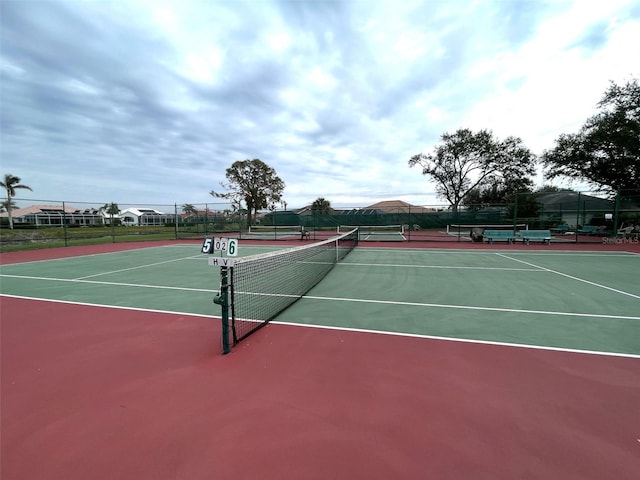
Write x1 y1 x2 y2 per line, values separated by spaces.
1 0 639 210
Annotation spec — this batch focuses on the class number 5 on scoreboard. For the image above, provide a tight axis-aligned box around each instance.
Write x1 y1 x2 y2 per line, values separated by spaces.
201 237 213 254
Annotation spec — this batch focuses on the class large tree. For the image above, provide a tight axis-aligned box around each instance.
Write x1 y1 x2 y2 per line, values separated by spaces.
463 176 534 209
409 129 536 212
211 159 285 226
1 174 32 229
542 78 640 193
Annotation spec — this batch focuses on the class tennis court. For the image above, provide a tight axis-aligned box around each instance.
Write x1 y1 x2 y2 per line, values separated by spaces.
1 240 639 479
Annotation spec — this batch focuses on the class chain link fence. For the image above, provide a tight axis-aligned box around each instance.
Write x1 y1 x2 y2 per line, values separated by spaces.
1 190 639 250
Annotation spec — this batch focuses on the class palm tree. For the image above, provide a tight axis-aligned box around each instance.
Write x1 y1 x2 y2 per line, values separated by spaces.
0 199 19 213
100 202 120 226
311 197 332 215
182 203 197 218
1 174 32 229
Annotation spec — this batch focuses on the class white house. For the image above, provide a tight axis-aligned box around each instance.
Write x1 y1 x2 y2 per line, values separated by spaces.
119 207 175 226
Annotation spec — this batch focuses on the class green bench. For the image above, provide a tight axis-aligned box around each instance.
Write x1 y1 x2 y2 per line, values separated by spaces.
483 230 516 244
577 225 605 235
520 229 554 245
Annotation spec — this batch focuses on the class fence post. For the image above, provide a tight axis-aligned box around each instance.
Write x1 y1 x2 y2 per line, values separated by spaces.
63 201 68 247
575 192 581 242
613 190 621 238
174 203 179 239
513 193 519 233
205 205 209 236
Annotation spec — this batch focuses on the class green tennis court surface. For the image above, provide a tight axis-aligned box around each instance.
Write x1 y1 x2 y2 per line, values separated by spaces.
1 244 638 356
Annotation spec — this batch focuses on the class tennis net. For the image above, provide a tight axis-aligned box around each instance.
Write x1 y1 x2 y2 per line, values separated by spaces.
222 228 358 349
338 224 406 241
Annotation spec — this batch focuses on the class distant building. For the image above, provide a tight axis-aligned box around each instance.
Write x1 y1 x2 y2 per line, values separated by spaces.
0 205 103 227
296 199 435 216
119 207 174 226
0 205 179 227
365 200 435 214
536 192 614 226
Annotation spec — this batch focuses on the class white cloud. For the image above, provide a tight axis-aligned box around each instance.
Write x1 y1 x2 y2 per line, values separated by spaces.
1 0 638 209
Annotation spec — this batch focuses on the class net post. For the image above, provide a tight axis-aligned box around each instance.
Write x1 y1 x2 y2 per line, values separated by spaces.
213 265 232 355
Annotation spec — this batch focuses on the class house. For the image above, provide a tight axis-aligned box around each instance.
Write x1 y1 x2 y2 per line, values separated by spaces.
119 208 175 226
536 192 614 226
0 205 103 227
366 200 435 214
180 209 226 222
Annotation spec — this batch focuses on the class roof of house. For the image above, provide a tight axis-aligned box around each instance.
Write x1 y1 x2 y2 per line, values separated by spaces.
0 204 81 218
179 210 225 218
295 199 436 215
536 192 613 210
120 207 167 216
366 200 435 213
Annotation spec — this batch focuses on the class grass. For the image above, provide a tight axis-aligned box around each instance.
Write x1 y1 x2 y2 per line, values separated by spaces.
0 226 214 252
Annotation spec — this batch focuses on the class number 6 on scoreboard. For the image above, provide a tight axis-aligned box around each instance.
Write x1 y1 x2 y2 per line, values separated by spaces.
227 238 238 256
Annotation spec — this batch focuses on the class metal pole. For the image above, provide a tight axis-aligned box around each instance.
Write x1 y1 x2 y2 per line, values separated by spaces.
575 192 581 243
213 266 231 355
63 201 68 247
613 189 621 238
513 193 519 233
174 203 179 239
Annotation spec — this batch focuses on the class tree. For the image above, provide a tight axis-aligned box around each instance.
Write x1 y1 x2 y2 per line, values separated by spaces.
100 202 120 225
182 203 197 217
463 176 534 209
1 174 32 229
311 197 332 215
210 159 285 226
542 78 640 193
0 199 19 213
409 129 536 212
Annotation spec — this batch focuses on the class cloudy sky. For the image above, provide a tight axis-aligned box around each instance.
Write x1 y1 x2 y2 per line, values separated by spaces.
1 0 639 210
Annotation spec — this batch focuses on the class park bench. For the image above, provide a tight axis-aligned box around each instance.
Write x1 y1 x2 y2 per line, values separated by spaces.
520 229 554 245
577 225 605 235
483 230 516 244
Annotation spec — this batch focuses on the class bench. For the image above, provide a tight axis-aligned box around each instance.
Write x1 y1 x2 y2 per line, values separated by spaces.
520 229 554 245
483 230 516 244
577 225 605 235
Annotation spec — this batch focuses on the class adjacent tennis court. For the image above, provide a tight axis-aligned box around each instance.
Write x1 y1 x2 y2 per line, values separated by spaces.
1 240 639 479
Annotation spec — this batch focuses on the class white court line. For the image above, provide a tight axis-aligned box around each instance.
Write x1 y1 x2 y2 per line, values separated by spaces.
340 262 541 271
0 293 217 318
2 293 638 359
357 247 639 256
0 274 215 293
496 253 640 300
74 255 203 280
3 272 638 321
299 294 640 321
271 320 640 359
0 244 193 264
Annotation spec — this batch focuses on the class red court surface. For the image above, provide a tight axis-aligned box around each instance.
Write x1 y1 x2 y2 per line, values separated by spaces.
2 295 639 480
1 239 639 479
